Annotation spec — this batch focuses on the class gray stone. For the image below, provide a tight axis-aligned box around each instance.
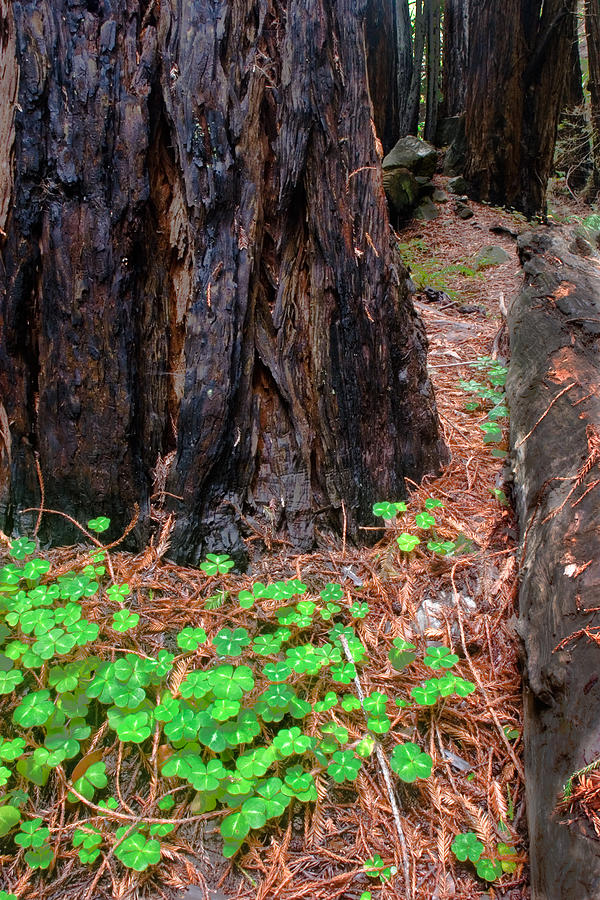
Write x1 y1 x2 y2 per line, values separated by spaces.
432 188 448 203
454 201 474 220
435 115 464 147
415 176 435 196
474 245 511 268
383 134 437 178
382 166 420 216
443 114 467 175
414 197 439 221
448 175 468 194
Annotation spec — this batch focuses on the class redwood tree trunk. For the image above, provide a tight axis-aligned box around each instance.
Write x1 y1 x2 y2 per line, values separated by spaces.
464 0 576 217
441 0 469 117
408 0 426 134
365 0 400 153
0 0 446 564
423 0 441 143
397 0 414 136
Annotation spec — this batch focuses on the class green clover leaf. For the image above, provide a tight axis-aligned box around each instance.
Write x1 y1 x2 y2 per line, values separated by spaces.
88 517 110 533
451 831 484 862
388 637 417 670
111 609 140 632
212 626 250 656
220 810 251 843
252 633 284 656
372 501 408 518
0 806 21 837
68 761 108 802
13 690 54 727
424 498 443 509
327 749 361 783
436 674 476 697
364 853 397 881
423 645 459 670
0 738 26 762
390 743 433 782
73 826 103 864
209 664 254 699
415 511 436 528
330 661 356 684
177 626 208 652
22 559 50 581
15 818 49 848
10 537 36 560
24 843 54 869
427 540 456 555
281 765 317 801
113 711 153 743
114 828 161 871
255 776 291 818
106 583 131 602
0 669 24 695
200 553 235 576
68 618 100 646
350 601 369 619
396 533 420 552
341 693 361 711
411 679 441 706
363 691 388 716
476 857 504 881
272 727 314 757
320 583 344 603
313 691 338 712
262 661 292 682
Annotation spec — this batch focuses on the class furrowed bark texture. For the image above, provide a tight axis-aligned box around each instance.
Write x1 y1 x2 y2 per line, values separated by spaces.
465 0 576 217
509 230 600 899
586 0 600 194
0 0 446 563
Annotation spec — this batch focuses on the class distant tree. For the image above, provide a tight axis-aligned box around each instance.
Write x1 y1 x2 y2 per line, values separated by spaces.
464 0 577 217
586 0 600 195
366 0 400 152
423 0 442 142
397 0 415 136
441 0 469 117
407 0 426 134
555 2 590 191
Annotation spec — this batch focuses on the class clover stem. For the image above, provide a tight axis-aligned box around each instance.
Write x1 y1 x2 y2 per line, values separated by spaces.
338 635 412 900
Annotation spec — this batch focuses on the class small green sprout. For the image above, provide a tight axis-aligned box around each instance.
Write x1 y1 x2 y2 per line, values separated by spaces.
396 533 420 552
87 517 110 533
423 645 459 670
390 743 433 782
200 553 235 576
364 853 397 881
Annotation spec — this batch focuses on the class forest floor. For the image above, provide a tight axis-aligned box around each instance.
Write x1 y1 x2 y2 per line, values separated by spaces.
5 181 591 900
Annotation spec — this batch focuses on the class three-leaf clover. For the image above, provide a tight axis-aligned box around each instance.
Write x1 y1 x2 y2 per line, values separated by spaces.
423 645 459 669
327 750 362 783
415 511 436 528
476 857 504 881
111 609 140 632
13 691 54 728
73 826 103 864
68 761 108 802
200 554 235 576
176 626 207 651
88 517 110 533
390 743 433 782
396 533 420 552
10 537 36 559
364 853 397 881
451 832 484 863
388 637 417 670
372 501 407 518
212 626 250 656
114 828 161 871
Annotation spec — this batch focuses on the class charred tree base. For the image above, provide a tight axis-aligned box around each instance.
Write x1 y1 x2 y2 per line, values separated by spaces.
508 229 600 899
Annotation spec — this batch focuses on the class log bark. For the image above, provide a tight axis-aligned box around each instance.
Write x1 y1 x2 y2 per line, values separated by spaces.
508 228 600 899
0 0 446 564
464 0 576 217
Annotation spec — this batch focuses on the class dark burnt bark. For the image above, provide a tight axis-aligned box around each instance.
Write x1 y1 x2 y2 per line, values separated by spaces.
509 230 600 899
365 0 399 153
441 0 469 117
0 0 446 564
586 0 600 196
423 0 441 143
464 0 576 217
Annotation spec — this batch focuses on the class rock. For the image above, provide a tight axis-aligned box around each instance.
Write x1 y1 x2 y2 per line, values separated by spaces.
432 188 448 203
415 176 435 196
474 245 511 268
448 175 468 194
442 114 467 175
414 197 439 221
382 166 420 217
383 134 437 178
454 201 474 220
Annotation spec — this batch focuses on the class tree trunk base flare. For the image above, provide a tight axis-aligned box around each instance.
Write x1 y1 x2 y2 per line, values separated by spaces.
0 1 447 565
508 229 600 899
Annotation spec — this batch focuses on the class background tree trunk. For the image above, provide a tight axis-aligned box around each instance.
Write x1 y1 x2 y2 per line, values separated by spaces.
423 0 441 143
0 0 446 564
397 0 414 136
408 0 426 134
365 0 400 153
586 0 600 197
441 0 469 117
464 0 575 217
555 1 590 191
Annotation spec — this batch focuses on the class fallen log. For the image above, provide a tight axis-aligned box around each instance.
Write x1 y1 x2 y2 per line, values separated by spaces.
508 229 600 899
